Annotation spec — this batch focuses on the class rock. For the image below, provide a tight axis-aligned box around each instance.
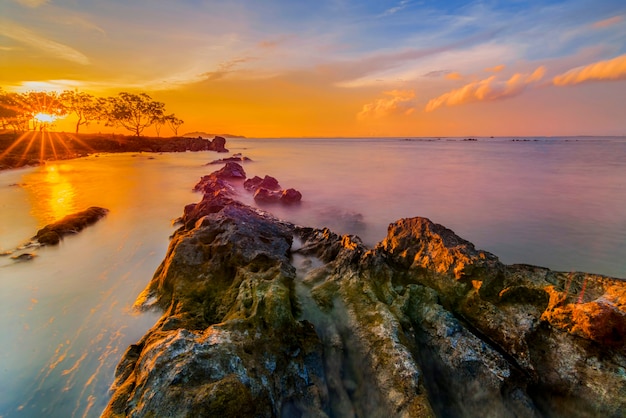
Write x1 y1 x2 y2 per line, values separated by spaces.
253 187 282 203
376 217 626 417
281 188 302 204
213 162 246 180
104 193 331 417
10 253 36 261
105 177 626 417
243 173 303 205
208 156 252 165
34 207 109 245
209 136 228 153
244 175 281 192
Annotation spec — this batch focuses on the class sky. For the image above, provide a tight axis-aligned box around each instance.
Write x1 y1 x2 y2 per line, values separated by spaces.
1 0 626 137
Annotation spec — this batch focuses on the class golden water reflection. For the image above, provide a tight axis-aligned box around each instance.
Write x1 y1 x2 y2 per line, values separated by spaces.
26 164 78 226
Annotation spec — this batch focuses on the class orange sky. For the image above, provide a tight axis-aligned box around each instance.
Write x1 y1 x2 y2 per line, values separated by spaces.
1 0 626 137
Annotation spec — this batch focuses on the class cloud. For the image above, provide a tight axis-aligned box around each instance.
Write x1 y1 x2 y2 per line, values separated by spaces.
14 0 49 7
422 70 452 78
380 0 410 17
11 80 84 93
0 20 89 65
485 64 505 72
425 66 545 111
358 89 416 120
553 54 626 86
445 72 463 80
201 57 258 81
592 15 624 29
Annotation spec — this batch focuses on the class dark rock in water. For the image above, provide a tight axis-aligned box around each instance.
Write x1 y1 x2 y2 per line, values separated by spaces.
244 175 281 192
280 188 302 204
213 161 246 180
209 135 228 153
11 253 36 261
208 156 252 165
34 207 109 245
245 174 302 205
253 187 282 203
104 174 626 418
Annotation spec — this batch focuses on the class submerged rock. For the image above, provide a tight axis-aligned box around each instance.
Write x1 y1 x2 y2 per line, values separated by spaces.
11 252 36 261
105 177 625 417
34 207 109 245
208 155 252 165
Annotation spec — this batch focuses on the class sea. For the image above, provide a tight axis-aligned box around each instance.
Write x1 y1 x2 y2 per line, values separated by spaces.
0 136 625 417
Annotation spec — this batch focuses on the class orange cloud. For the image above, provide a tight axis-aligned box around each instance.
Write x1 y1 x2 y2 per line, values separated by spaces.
485 64 505 72
425 66 545 112
553 54 626 86
592 15 623 29
445 72 463 80
358 89 416 119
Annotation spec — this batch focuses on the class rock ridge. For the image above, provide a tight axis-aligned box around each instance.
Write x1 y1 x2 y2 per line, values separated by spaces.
103 165 626 418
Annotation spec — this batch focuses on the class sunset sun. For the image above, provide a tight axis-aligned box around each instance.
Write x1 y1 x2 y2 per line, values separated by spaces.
34 112 59 123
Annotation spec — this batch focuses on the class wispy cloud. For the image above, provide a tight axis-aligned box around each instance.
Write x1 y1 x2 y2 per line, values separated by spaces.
201 57 258 81
422 70 452 78
592 15 624 29
11 80 84 93
0 20 89 65
425 66 545 111
553 54 626 86
380 0 410 17
358 89 416 119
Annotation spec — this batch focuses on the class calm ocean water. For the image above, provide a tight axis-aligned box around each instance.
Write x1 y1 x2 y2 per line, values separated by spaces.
0 136 625 417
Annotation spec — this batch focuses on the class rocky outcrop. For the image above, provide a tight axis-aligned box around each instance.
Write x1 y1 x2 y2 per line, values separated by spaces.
104 170 625 417
244 174 302 204
207 136 229 153
208 154 252 164
34 206 109 245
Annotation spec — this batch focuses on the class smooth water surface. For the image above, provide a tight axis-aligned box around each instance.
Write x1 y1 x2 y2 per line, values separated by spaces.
0 136 625 417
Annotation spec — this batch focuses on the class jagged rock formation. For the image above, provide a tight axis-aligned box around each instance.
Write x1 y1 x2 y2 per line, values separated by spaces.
103 169 626 418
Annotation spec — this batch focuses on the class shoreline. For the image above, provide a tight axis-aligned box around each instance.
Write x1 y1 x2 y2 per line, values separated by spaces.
0 131 228 171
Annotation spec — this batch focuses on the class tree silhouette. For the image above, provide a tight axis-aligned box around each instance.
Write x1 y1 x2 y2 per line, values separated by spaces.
60 90 102 134
166 114 184 136
103 92 165 136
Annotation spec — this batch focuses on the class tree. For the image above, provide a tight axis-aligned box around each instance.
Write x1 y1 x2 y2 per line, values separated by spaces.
60 90 102 133
104 92 165 136
166 114 184 136
0 88 24 131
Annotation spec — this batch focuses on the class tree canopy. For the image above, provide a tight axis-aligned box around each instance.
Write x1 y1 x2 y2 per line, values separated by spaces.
0 88 183 136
